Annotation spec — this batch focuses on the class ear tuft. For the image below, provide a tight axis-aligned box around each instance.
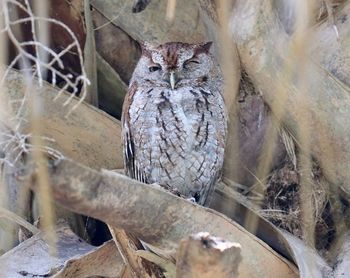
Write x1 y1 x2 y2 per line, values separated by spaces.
194 41 213 55
140 41 153 57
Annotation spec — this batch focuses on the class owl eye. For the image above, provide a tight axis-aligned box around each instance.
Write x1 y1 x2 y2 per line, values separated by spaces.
183 59 199 69
149 65 161 72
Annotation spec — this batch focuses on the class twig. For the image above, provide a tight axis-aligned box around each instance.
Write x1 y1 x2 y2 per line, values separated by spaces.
0 207 39 235
1 0 90 118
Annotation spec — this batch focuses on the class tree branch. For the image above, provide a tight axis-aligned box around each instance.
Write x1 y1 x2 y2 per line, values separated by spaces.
17 157 298 278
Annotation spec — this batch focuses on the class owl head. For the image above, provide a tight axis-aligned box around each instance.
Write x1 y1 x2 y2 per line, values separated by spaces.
131 42 219 90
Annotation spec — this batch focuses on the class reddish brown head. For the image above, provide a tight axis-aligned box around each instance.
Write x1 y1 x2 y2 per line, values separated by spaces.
134 41 216 90
140 42 212 71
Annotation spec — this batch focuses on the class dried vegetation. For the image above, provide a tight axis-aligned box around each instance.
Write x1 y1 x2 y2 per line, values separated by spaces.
0 0 350 277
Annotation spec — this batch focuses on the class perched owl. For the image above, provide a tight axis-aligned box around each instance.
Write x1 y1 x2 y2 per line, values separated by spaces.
122 42 227 205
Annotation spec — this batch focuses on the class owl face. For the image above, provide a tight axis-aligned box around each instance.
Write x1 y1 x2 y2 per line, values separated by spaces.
131 42 214 89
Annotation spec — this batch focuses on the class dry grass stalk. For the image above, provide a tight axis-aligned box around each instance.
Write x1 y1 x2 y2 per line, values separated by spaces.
83 0 98 106
166 0 176 22
293 0 318 249
216 0 241 212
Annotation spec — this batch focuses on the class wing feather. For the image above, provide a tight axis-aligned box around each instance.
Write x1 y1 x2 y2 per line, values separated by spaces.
121 82 147 183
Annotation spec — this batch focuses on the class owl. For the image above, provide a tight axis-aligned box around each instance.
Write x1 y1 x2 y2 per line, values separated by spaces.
122 42 227 205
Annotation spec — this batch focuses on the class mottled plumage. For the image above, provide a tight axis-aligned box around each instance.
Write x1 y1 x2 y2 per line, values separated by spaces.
122 42 227 205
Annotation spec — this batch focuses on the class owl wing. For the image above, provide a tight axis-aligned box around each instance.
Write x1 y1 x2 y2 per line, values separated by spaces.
121 82 147 183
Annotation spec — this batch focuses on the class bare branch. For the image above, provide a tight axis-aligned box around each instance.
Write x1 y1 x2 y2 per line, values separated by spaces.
17 157 298 278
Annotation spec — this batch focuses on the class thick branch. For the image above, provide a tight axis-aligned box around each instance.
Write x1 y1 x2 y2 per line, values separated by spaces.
18 157 298 278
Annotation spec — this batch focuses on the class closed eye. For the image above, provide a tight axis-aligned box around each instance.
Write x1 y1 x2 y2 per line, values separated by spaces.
183 59 199 69
149 64 161 72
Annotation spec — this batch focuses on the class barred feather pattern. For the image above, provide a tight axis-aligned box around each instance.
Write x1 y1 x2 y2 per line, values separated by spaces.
122 42 227 205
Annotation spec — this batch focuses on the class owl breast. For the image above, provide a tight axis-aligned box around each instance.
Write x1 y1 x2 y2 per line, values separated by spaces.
127 85 227 204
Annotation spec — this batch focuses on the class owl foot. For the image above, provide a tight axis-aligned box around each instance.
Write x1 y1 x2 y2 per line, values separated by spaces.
149 182 163 189
150 183 183 197
186 197 197 203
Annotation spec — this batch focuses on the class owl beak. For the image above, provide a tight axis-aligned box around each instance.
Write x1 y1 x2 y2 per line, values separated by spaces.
170 71 176 90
